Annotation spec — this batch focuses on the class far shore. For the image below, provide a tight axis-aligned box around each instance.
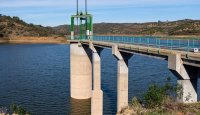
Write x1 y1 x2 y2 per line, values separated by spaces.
0 36 69 44
0 35 199 45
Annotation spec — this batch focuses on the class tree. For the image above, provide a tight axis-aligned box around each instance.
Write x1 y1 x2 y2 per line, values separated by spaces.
13 16 20 20
158 20 162 26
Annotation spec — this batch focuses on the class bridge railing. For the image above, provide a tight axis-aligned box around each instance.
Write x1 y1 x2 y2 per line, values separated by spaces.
91 36 200 52
69 35 200 52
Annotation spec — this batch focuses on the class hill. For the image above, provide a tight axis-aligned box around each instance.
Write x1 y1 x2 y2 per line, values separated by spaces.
0 14 62 39
55 19 200 36
1 14 200 39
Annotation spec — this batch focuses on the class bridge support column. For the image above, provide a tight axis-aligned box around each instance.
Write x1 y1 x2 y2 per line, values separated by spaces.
90 43 103 115
70 42 92 99
112 45 133 112
168 53 200 103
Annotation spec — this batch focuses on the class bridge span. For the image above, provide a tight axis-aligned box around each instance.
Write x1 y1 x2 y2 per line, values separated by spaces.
69 36 200 115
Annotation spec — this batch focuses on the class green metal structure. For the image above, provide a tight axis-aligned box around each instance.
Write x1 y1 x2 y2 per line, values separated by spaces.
70 0 93 40
70 13 93 40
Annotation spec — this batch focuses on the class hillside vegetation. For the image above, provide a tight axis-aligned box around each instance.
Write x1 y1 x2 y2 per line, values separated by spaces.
0 14 60 39
55 19 200 36
1 14 200 39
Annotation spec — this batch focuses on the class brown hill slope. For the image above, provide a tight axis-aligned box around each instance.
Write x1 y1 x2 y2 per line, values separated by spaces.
0 15 61 39
54 19 200 36
1 14 200 39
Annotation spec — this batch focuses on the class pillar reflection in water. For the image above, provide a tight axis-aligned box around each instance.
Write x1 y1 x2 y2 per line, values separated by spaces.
70 98 91 115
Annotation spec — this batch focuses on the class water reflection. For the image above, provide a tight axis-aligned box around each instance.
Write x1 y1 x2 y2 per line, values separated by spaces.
70 98 91 115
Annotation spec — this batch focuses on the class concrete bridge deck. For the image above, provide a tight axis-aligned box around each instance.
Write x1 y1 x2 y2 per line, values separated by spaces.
70 40 200 67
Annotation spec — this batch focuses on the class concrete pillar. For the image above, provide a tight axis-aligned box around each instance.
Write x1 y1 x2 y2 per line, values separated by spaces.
71 31 74 40
112 45 133 112
168 53 200 103
90 43 103 115
70 42 92 99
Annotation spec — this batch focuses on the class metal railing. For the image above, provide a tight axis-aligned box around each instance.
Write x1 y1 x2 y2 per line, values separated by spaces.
69 35 200 52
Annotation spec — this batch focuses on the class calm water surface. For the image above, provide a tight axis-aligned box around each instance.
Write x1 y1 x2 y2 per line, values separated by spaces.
0 44 199 115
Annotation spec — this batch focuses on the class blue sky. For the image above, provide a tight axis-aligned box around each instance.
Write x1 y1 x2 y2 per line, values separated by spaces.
1 0 200 26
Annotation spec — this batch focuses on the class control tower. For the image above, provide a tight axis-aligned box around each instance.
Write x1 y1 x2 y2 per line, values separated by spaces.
70 0 93 40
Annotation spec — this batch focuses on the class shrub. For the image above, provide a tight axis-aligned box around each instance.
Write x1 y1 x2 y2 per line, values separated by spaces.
13 16 20 21
144 84 166 108
10 104 17 113
144 77 178 109
131 97 142 108
17 106 26 115
10 104 31 115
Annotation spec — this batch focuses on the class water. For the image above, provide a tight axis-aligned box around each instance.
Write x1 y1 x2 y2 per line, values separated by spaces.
0 44 199 115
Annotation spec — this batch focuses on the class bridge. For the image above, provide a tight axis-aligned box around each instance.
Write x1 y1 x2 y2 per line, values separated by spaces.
68 1 200 114
69 36 200 115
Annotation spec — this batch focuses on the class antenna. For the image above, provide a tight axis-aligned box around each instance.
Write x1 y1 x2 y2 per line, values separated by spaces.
85 0 87 14
76 0 79 15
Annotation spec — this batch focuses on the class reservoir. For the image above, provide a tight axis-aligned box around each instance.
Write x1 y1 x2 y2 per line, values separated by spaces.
0 44 199 115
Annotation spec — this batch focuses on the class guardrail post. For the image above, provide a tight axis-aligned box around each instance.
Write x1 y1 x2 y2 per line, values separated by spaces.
171 39 173 50
131 37 132 44
187 40 189 52
167 39 168 48
156 38 157 47
193 39 195 49
159 39 161 49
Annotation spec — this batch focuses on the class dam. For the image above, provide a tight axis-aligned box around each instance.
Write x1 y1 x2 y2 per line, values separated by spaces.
68 0 200 115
